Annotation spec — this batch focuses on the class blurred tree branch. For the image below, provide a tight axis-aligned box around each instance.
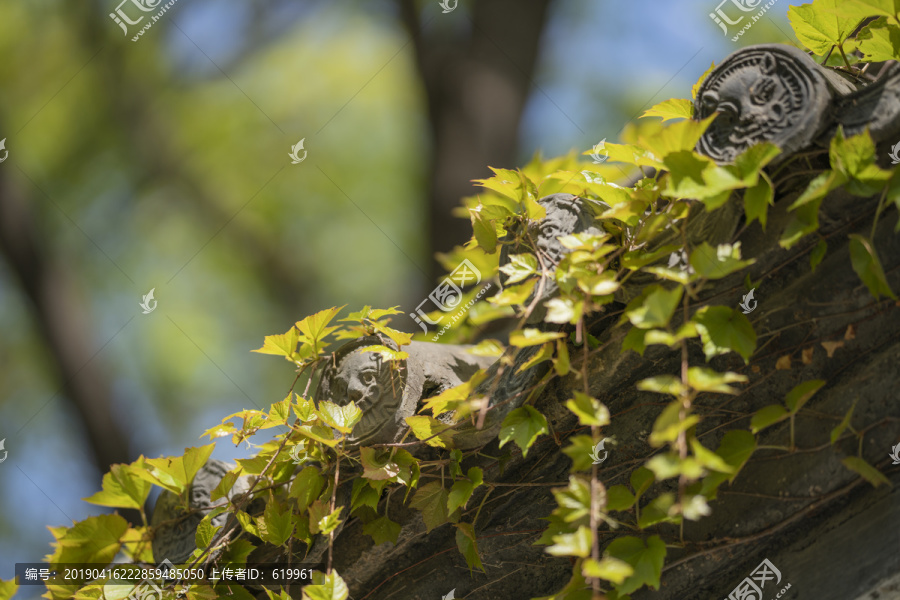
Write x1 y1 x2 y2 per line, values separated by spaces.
0 164 133 481
397 0 555 280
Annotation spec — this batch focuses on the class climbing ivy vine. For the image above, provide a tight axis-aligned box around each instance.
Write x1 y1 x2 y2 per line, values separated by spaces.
3 1 899 599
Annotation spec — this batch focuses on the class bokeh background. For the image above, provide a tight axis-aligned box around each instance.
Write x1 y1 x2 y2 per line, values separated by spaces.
0 0 808 592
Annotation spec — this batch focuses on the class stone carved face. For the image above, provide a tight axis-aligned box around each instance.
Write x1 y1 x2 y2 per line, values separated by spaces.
319 346 403 445
695 47 821 163
500 193 604 321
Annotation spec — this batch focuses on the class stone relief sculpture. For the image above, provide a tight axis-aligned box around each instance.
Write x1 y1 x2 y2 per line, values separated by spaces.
314 336 495 447
695 43 900 163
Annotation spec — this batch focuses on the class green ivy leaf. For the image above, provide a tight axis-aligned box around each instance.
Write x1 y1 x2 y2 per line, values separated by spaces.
583 557 634 585
649 401 699 447
565 392 611 427
0 579 18 600
499 253 538 284
499 405 549 457
448 468 484 514
455 522 486 572
606 485 636 511
563 435 598 472
689 242 755 281
470 206 499 254
309 502 342 536
46 514 128 567
289 467 325 509
638 375 686 398
641 98 693 121
788 0 863 55
359 344 409 362
509 328 566 347
842 456 892 487
195 513 220 549
316 401 363 434
83 463 152 510
261 500 293 546
409 482 451 532
405 415 456 448
743 175 773 229
848 234 897 300
547 525 593 558
252 325 300 358
686 367 747 394
831 400 857 444
646 453 703 480
689 438 734 474
829 128 893 196
630 467 655 499
487 279 536 306
301 570 350 600
295 306 343 350
362 516 401 546
605 535 666 594
138 444 216 495
750 405 789 433
810 238 828 272
638 115 715 161
350 478 382 513
785 379 827 413
624 285 683 330
637 493 679 528
694 306 757 363
692 62 716 100
854 17 900 62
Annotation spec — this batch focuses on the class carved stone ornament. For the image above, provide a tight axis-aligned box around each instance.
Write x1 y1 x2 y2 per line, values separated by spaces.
314 335 494 447
499 192 607 323
695 43 900 163
151 459 251 564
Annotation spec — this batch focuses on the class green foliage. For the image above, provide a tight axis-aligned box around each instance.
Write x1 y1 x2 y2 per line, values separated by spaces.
498 405 550 457
39 3 900 599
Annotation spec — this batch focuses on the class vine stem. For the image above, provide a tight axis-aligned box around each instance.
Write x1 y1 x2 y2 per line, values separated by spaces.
327 438 344 575
869 187 889 240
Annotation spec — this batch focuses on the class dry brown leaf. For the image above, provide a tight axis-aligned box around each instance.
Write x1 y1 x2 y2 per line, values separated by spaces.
751 365 761 373
821 341 844 358
776 355 791 370
844 324 856 340
801 347 814 365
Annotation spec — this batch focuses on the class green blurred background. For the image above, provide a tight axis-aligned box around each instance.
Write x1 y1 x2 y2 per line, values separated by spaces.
0 0 803 590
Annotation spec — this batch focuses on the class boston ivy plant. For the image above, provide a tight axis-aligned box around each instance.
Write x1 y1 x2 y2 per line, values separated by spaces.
4 1 899 599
